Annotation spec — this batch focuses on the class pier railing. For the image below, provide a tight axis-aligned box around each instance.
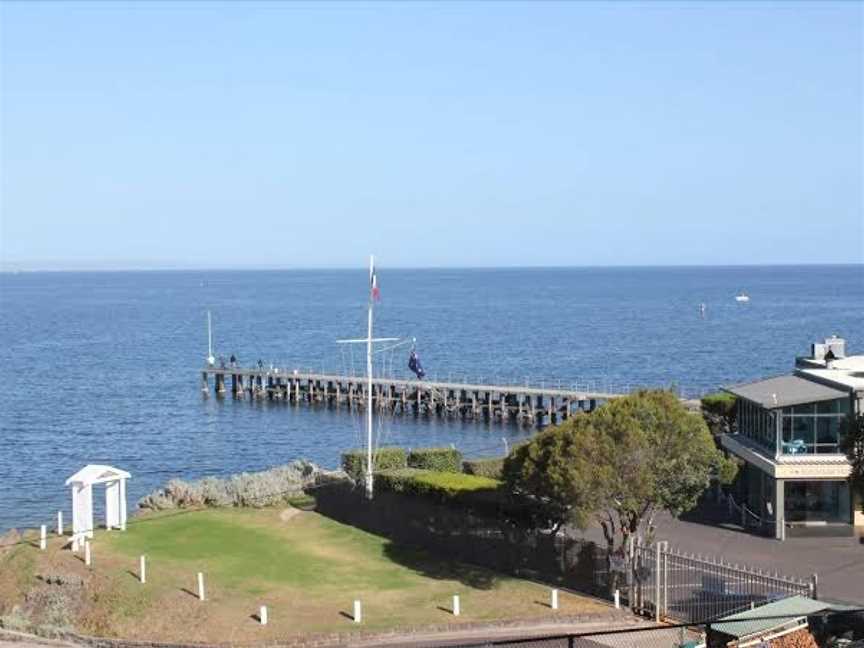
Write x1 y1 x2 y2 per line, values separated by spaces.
199 365 642 426
203 363 709 400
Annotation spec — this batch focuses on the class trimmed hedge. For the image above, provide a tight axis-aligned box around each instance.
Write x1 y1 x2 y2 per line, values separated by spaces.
462 457 505 480
376 468 501 497
701 392 737 418
341 447 407 482
407 447 463 473
373 468 540 523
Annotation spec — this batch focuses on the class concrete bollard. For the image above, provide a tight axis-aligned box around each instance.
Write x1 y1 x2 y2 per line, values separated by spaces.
140 556 146 584
40 525 46 550
84 541 91 566
197 572 205 601
551 588 559 610
452 594 460 616
614 589 620 609
259 605 268 625
57 511 63 536
353 600 362 623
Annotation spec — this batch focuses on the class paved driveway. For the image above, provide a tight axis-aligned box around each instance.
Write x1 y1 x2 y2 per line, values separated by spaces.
579 513 863 605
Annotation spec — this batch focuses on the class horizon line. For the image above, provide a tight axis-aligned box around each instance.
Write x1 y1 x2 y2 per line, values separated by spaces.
1 261 862 273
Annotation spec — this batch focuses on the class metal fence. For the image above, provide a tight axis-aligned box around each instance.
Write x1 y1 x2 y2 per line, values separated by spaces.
621 540 814 623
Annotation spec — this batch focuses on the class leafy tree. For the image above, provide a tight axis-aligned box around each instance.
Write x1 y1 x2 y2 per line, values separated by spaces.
700 391 737 436
840 413 864 512
504 390 737 556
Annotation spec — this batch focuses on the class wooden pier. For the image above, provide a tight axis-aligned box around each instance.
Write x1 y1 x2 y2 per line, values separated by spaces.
200 367 624 426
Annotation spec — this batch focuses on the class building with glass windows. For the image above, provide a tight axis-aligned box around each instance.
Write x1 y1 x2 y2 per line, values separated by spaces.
720 336 863 540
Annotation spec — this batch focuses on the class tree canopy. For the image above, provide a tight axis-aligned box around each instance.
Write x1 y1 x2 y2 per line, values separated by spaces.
503 389 737 554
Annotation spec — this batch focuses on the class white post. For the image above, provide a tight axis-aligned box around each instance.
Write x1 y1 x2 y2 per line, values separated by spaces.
614 589 620 609
259 605 268 625
84 541 91 566
655 542 662 622
197 572 205 601
120 479 127 531
353 599 362 623
551 588 559 610
57 511 63 536
39 525 46 550
71 534 79 552
452 594 460 616
365 255 374 499
139 555 146 584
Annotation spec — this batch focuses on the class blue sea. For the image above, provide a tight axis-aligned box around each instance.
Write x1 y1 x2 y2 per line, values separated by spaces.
0 265 862 531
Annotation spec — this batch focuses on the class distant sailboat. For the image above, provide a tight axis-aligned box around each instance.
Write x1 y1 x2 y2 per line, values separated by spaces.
735 291 750 303
699 303 707 318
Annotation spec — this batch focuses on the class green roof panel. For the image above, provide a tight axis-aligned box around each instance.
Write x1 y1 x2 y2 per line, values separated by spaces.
711 596 832 639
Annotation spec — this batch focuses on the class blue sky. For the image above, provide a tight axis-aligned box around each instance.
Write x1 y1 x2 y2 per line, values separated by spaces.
0 1 861 269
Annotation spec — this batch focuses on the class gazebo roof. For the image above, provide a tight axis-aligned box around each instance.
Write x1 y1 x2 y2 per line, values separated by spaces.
65 464 131 486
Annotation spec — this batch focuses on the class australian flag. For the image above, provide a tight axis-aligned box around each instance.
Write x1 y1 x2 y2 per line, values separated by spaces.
408 350 426 379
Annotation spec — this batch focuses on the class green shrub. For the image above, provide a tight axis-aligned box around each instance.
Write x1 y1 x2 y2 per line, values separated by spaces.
462 457 504 479
407 447 463 473
701 391 737 418
341 447 407 482
376 468 501 496
286 494 316 510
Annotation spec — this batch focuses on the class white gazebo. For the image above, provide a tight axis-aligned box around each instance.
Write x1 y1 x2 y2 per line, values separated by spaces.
65 465 131 544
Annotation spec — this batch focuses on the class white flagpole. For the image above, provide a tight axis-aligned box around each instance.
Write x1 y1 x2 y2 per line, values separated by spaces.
366 255 375 498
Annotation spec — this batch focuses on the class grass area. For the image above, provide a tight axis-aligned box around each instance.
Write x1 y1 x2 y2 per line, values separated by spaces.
1 508 609 642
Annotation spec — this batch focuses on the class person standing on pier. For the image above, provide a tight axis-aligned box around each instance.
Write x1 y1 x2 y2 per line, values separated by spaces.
408 348 425 380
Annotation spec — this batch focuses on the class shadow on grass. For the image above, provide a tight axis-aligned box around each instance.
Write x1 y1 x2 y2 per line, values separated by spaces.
382 541 498 590
338 610 355 622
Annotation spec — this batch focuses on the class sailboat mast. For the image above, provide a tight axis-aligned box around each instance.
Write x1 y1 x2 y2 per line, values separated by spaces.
207 311 215 366
365 255 375 499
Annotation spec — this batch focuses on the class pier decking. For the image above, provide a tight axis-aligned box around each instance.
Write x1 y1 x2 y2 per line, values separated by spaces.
200 367 624 426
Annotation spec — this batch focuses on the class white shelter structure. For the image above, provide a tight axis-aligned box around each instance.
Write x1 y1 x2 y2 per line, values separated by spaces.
65 465 130 543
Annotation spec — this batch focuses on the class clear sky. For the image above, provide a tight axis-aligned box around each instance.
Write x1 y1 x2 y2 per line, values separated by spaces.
0 1 861 269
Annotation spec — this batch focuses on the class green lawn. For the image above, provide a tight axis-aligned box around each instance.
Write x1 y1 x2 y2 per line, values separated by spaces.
7 507 609 642
107 508 433 592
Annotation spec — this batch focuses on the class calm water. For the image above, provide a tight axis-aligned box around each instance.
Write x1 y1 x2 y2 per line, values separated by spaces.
1 265 862 531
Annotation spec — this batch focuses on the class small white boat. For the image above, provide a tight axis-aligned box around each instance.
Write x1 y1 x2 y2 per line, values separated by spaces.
735 291 750 303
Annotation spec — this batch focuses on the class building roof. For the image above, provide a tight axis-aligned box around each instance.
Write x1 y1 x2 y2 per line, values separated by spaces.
711 596 832 639
797 354 864 392
724 375 849 409
65 464 131 487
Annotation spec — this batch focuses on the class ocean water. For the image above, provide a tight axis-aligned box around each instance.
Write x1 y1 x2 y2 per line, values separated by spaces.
0 265 861 531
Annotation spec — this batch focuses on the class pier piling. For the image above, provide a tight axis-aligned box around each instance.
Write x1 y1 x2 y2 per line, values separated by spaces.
198 367 618 427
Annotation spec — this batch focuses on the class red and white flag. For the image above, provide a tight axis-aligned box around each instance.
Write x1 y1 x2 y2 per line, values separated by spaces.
370 258 381 301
